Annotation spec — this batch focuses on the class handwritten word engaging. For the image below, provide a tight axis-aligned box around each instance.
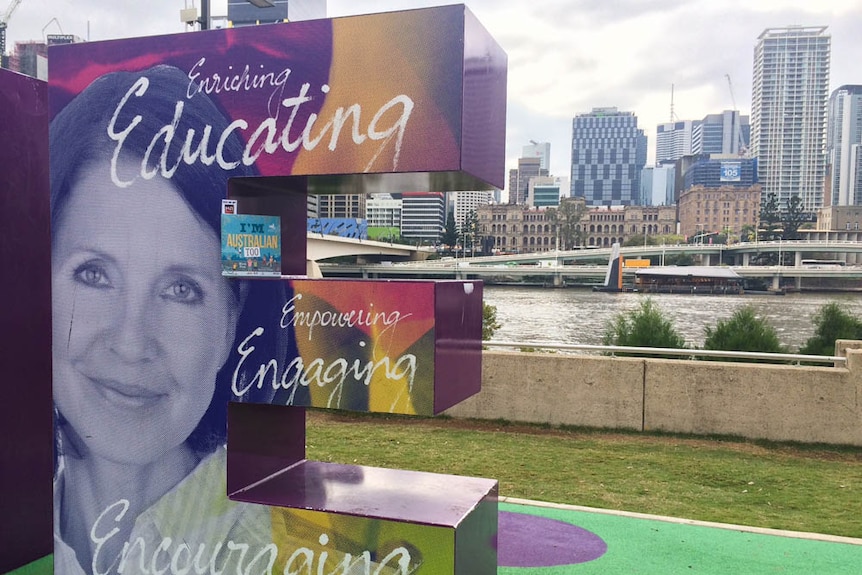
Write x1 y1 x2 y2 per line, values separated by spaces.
232 293 418 410
92 500 414 575
232 328 416 409
107 71 414 189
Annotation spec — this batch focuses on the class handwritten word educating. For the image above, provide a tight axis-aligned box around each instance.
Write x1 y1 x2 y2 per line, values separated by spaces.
107 65 414 188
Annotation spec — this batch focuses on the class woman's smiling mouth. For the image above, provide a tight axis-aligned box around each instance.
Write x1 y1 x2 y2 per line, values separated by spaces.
92 378 167 409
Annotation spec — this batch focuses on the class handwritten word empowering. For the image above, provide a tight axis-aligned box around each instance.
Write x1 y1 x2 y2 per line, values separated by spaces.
232 328 416 409
92 500 414 575
279 294 412 341
107 75 413 189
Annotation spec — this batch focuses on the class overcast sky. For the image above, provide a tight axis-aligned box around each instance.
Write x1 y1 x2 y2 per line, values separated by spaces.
7 0 862 188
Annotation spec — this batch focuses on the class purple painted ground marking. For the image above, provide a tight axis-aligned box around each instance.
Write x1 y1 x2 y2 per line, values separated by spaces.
498 511 608 568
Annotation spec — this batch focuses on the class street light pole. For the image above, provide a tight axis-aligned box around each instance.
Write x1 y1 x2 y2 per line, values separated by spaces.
199 0 210 30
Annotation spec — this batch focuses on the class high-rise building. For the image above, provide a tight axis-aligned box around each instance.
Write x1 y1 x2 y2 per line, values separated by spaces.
527 176 568 209
691 111 750 156
366 194 403 228
451 190 495 230
571 107 647 206
826 85 862 206
750 26 830 211
656 121 695 162
508 156 546 205
640 165 675 206
317 193 365 220
522 141 551 172
678 184 761 240
401 192 445 244
682 156 758 191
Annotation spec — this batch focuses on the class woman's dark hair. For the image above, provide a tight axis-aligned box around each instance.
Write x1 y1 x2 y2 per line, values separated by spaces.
50 65 293 457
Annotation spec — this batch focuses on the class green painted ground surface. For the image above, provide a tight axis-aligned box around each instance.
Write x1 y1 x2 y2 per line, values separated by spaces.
10 502 861 574
500 501 862 575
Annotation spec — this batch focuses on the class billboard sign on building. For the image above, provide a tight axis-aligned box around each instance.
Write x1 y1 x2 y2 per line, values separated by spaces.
46 34 77 45
720 161 742 182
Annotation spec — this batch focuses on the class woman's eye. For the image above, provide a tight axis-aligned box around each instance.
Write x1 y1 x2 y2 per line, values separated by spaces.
162 278 203 304
73 263 111 288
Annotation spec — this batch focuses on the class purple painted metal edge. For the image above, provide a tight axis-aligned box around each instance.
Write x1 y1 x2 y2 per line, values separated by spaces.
0 68 53 575
232 459 498 527
461 6 508 190
227 403 306 495
433 281 484 413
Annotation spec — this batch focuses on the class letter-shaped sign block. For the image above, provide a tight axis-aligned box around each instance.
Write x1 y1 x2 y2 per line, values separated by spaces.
47 5 505 574
0 69 53 575
232 279 484 416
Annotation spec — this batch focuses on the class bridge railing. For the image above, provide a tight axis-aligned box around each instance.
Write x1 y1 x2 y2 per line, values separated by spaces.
484 340 846 366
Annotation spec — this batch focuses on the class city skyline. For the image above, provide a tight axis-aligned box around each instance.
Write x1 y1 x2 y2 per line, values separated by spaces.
6 1 862 190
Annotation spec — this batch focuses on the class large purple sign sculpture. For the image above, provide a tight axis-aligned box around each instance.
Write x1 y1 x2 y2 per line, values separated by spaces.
37 5 507 575
0 68 53 575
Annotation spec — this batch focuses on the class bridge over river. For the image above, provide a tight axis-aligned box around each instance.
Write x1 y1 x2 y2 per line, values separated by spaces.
318 240 862 290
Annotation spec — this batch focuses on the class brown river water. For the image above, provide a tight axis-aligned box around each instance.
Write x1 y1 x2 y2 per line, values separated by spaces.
483 286 862 350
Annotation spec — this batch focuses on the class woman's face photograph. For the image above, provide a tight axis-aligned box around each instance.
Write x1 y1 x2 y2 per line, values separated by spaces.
52 157 238 465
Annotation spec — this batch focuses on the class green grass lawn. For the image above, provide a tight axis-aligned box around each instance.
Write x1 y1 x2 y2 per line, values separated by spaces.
305 410 862 538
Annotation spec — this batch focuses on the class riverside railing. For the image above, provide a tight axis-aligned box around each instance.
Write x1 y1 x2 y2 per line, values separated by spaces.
483 340 846 366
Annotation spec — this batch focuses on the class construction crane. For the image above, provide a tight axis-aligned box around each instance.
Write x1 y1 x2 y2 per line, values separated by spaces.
1 0 25 68
725 73 748 156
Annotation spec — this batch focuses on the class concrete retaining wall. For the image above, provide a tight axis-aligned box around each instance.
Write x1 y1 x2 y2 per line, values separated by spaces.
444 341 862 446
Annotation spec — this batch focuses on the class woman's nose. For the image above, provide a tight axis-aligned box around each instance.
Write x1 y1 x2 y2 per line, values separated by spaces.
109 291 160 363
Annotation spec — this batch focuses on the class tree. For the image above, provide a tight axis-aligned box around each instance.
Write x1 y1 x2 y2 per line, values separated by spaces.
758 192 782 240
739 224 757 243
799 302 862 356
462 209 480 256
751 191 783 264
664 252 694 266
441 214 459 254
781 194 806 240
703 306 785 359
603 298 686 353
622 234 658 247
551 197 586 250
482 302 501 341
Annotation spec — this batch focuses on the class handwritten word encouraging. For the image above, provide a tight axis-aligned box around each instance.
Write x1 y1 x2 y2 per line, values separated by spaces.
92 500 414 575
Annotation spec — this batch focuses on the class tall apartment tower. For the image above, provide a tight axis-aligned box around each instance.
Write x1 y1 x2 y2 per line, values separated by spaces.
826 85 862 206
508 156 547 205
691 110 750 156
571 107 647 206
750 26 830 211
656 120 695 163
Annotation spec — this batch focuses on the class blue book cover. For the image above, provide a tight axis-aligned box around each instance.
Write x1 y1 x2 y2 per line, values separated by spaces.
221 214 281 276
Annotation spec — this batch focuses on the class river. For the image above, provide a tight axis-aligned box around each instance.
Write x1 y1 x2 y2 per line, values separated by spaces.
482 286 862 350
